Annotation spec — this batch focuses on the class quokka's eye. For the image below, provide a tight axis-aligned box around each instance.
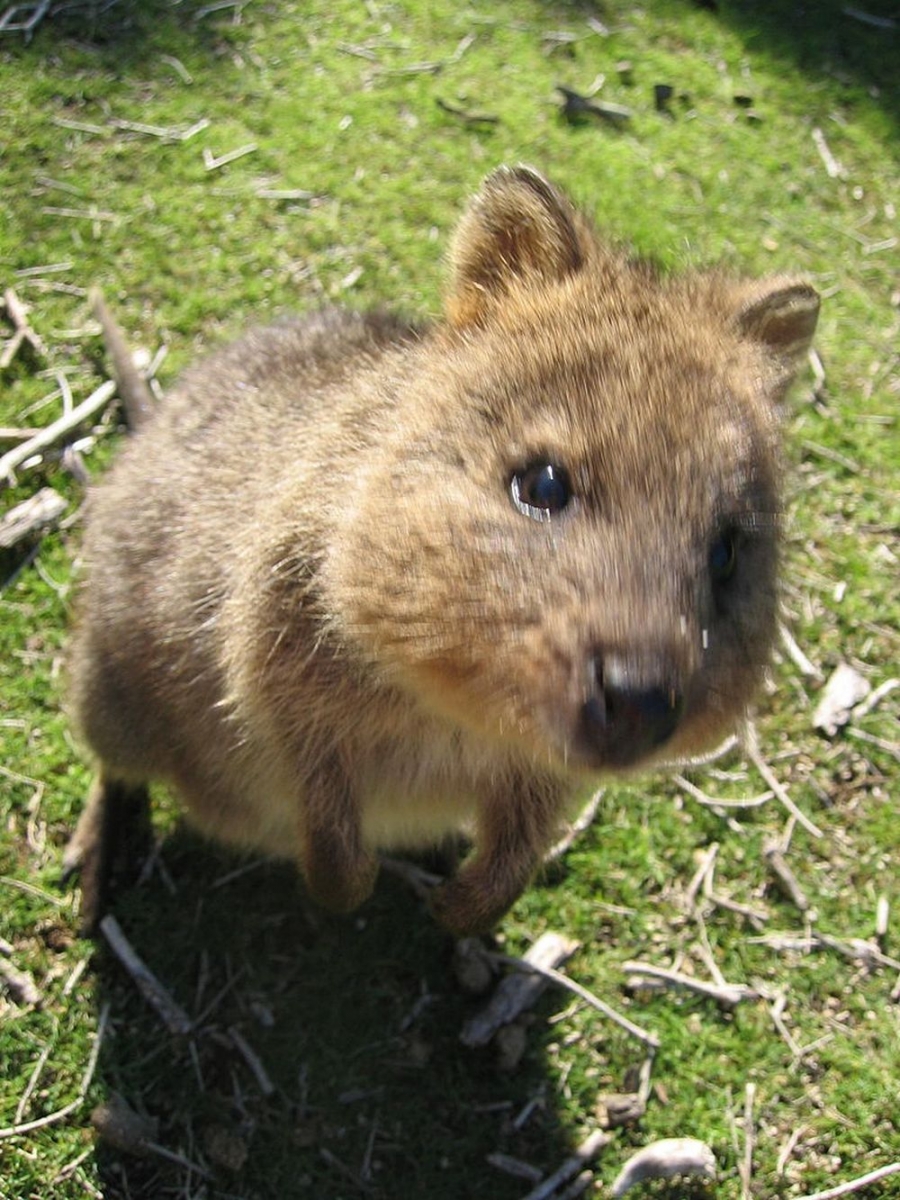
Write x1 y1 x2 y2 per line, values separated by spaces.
709 529 738 585
511 463 572 521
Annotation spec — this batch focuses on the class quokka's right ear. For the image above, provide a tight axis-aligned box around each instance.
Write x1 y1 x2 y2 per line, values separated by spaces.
446 165 585 329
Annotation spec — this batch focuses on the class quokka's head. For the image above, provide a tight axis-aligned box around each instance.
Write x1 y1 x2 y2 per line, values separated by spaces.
328 167 819 775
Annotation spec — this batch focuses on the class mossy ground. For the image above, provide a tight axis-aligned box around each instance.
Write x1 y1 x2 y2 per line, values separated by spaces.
1 2 898 1197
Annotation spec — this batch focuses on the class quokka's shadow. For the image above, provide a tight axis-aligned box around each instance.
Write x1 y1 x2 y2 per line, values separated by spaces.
551 0 900 131
89 822 580 1199
6 0 248 60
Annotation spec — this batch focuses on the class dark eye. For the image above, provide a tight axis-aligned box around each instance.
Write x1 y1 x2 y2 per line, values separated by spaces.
709 529 737 584
511 462 572 521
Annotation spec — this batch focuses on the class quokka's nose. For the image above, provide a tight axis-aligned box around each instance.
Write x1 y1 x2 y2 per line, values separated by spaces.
579 651 685 768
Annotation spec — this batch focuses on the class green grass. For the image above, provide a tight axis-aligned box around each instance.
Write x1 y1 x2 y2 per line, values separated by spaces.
1 1 899 1197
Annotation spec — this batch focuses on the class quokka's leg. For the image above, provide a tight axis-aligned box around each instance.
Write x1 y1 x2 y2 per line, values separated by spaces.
63 773 152 933
429 774 565 937
299 760 379 914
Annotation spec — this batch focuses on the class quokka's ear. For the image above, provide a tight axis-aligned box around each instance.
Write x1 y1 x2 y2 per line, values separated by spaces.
446 165 584 329
735 279 820 366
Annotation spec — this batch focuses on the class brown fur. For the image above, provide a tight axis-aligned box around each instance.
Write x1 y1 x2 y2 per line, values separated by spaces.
67 166 819 935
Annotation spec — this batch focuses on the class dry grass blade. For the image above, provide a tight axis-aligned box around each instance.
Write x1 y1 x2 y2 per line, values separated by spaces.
0 1002 109 1139
740 1082 756 1200
795 1162 900 1200
545 788 604 862
744 731 823 838
673 773 772 811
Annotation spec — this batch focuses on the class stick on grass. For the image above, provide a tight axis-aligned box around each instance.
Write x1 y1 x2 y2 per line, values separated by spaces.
519 1130 611 1200
0 380 116 484
623 961 759 1010
100 914 192 1035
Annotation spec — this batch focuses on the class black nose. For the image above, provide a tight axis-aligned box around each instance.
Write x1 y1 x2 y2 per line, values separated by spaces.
579 653 685 768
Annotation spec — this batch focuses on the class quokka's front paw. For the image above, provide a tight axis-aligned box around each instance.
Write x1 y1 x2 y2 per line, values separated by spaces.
428 868 522 938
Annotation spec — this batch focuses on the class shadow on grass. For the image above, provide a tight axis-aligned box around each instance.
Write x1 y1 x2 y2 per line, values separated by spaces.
21 0 900 127
91 828 575 1199
549 0 899 128
6 0 246 63
708 0 898 123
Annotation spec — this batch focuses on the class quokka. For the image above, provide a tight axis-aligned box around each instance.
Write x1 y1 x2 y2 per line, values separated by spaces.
67 166 819 935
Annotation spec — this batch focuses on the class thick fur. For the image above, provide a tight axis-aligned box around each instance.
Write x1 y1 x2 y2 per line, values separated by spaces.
68 166 819 935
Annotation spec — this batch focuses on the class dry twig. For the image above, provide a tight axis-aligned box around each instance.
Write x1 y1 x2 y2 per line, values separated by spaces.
779 622 823 679
0 380 116 485
708 892 769 925
769 992 803 1058
744 730 823 838
1 287 46 367
777 1124 806 1174
474 943 661 1051
203 142 258 171
875 896 889 944
812 126 845 179
852 677 899 721
764 839 810 912
553 1169 594 1199
684 842 718 912
610 1138 717 1197
460 932 579 1047
841 7 897 30
796 1162 900 1200
0 956 41 1006
623 961 760 1009
15 1032 55 1124
228 1026 276 1096
487 1153 543 1183
0 487 68 549
845 725 900 764
0 872 64 907
519 1130 611 1200
100 914 192 1035
750 930 900 972
435 97 500 126
0 0 51 39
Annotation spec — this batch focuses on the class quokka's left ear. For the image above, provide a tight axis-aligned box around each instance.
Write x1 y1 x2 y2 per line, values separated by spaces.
445 165 585 329
734 278 820 365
